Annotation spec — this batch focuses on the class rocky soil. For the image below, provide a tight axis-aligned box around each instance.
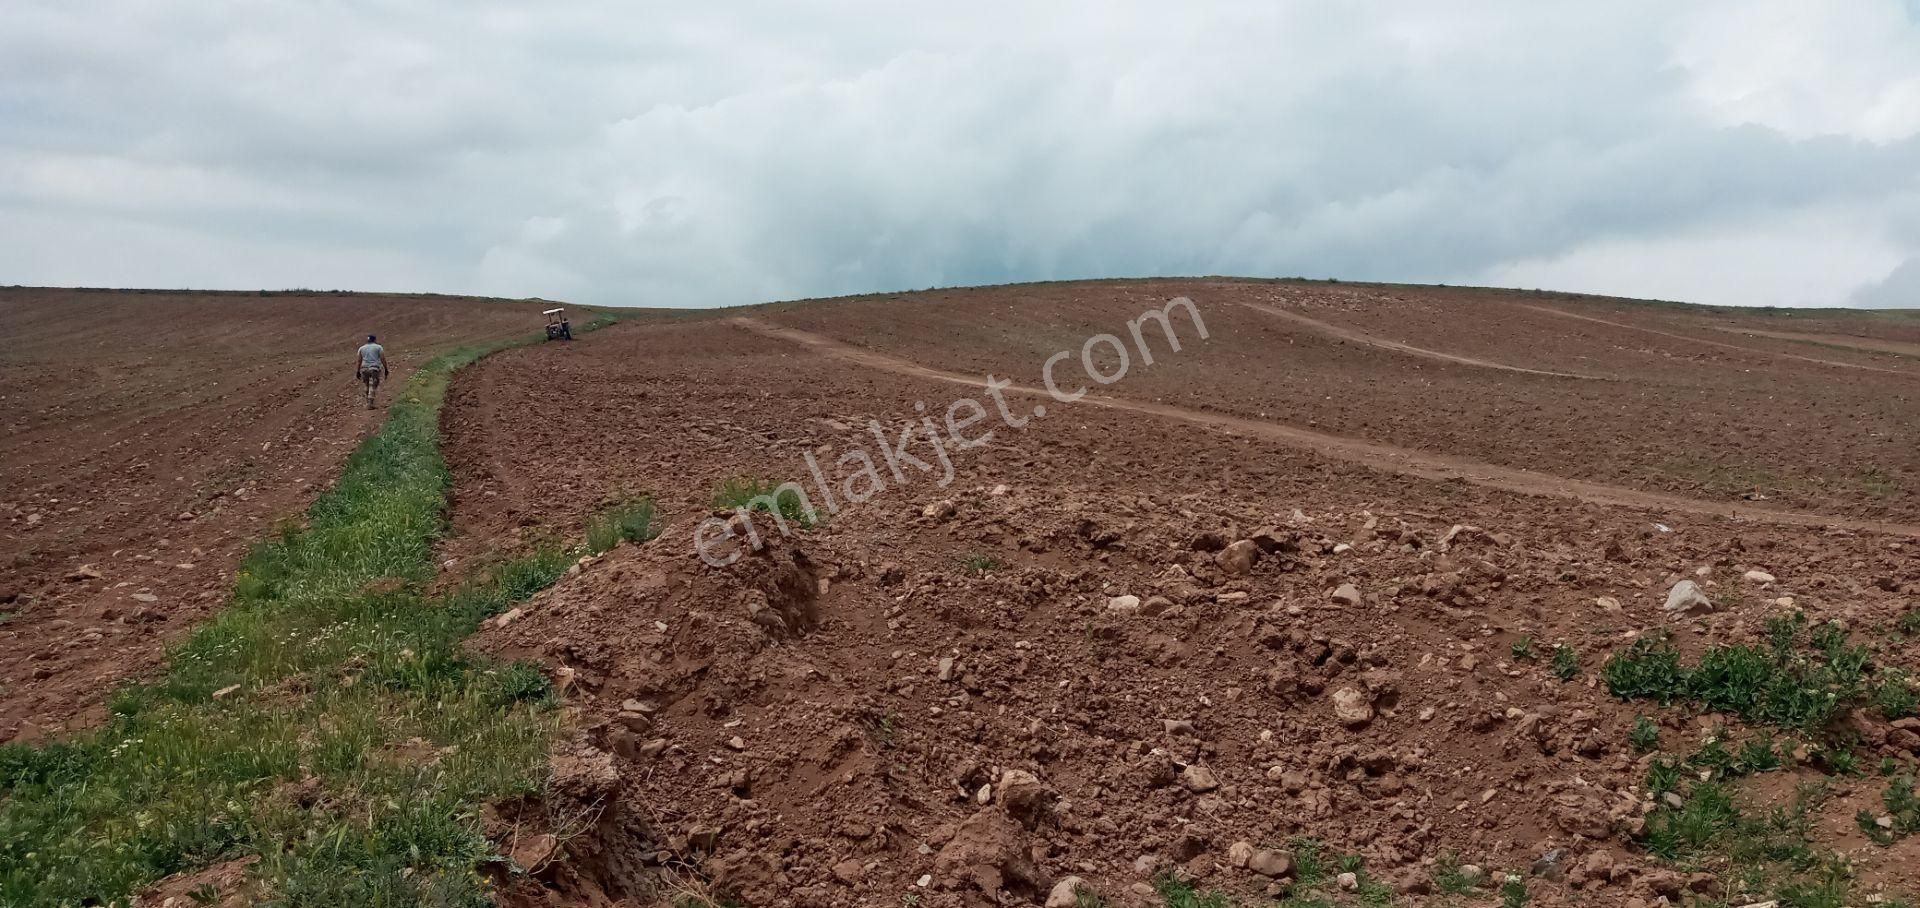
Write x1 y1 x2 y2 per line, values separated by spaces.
439 282 1920 907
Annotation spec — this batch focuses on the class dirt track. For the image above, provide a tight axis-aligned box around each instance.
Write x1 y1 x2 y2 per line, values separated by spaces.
438 280 1920 907
1239 303 1603 380
0 288 551 739
731 316 1916 536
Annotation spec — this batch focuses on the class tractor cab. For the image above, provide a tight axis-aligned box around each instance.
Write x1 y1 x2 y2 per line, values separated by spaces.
544 307 572 341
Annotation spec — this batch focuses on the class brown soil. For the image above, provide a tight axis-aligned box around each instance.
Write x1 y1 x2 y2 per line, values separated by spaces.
0 287 554 739
438 279 1920 907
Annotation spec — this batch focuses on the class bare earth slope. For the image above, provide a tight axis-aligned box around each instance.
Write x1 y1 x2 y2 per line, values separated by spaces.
439 280 1919 908
0 287 553 738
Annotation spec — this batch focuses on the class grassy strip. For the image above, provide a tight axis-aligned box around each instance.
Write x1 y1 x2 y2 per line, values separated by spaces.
0 319 617 907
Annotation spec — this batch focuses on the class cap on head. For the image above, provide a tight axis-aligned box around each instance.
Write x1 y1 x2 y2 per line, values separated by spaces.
367 334 377 343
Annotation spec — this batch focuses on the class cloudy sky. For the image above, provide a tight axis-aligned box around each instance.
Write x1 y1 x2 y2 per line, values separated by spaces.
3 2 1918 308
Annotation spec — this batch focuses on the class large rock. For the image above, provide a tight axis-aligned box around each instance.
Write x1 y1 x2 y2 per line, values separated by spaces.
932 810 1049 897
1662 580 1714 615
1332 686 1374 728
996 769 1055 827
1329 583 1363 607
1249 849 1294 878
1215 540 1261 575
1046 876 1095 908
1179 764 1220 793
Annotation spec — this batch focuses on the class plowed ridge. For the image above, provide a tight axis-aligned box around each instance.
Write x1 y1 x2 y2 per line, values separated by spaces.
1521 304 1914 376
1242 302 1604 380
733 316 1919 537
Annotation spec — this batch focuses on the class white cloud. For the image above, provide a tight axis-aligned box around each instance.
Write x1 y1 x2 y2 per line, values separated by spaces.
1 1 1917 307
1477 206 1908 307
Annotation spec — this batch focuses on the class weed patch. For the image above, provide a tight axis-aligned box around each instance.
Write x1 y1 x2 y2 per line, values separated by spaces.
712 477 816 527
586 497 660 554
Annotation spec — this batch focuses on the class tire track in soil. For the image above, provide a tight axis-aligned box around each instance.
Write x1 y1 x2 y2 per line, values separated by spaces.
732 316 1920 538
1703 325 1920 361
1519 304 1917 376
1241 302 1607 380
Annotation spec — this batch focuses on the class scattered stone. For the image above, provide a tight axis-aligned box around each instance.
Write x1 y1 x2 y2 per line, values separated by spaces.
1215 540 1261 575
1330 583 1363 607
494 607 526 628
938 656 956 681
1331 686 1374 728
995 769 1054 826
1179 764 1220 793
1249 849 1293 878
1743 570 1776 584
212 684 241 700
1336 871 1359 891
1046 876 1093 908
1107 594 1141 614
923 499 957 520
1439 524 1486 549
1162 718 1196 736
130 592 158 603
1661 580 1713 615
1226 840 1255 868
1595 596 1621 612
1529 849 1563 880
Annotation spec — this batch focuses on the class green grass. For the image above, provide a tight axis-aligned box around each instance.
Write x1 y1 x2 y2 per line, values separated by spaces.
0 324 616 907
1153 873 1232 908
585 497 660 554
1602 617 1879 734
711 477 816 527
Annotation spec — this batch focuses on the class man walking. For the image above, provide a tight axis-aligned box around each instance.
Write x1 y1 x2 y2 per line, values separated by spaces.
355 334 389 409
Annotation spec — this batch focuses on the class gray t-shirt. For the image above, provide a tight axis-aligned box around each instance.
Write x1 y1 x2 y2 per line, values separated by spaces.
358 343 384 369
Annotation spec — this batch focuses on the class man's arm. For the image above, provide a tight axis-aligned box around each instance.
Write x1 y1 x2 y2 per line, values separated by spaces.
380 349 390 376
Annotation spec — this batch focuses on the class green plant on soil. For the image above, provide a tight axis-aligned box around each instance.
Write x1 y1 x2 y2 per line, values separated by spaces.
586 496 661 554
712 477 816 527
1634 731 1897 904
1858 774 1919 845
959 552 1002 574
1630 715 1661 751
1433 851 1480 894
0 322 616 908
1877 669 1918 720
1602 616 1880 734
1550 643 1579 681
1510 636 1534 661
